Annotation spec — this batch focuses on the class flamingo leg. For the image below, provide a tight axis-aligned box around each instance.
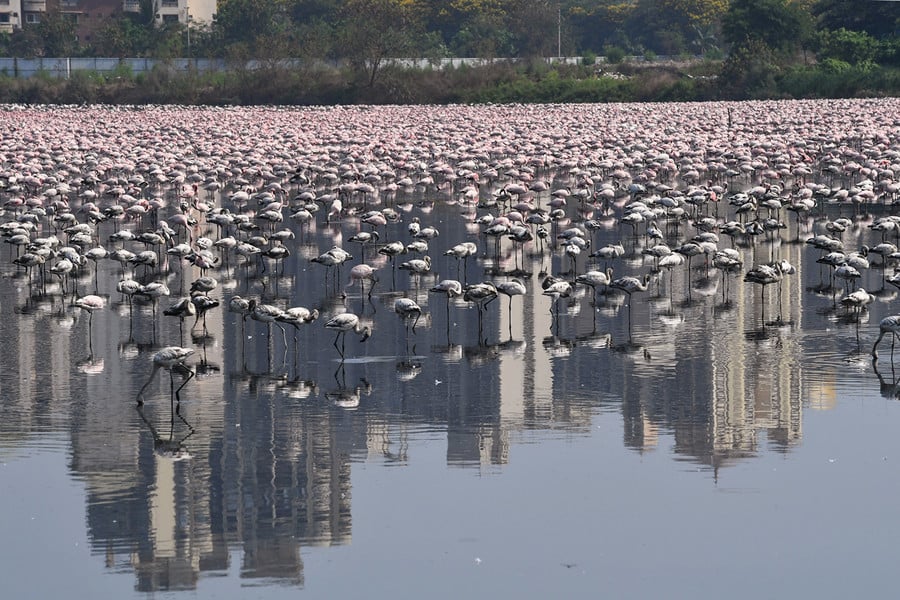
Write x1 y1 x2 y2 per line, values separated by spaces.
174 364 195 395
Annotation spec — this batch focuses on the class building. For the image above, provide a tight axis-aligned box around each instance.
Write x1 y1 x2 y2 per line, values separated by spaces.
126 0 216 28
15 0 217 46
0 0 22 33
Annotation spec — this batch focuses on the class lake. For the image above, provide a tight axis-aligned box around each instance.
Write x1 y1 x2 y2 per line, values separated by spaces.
1 99 899 598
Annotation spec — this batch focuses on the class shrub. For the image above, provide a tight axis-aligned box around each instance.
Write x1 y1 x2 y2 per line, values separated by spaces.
816 28 878 65
820 58 852 73
604 46 626 64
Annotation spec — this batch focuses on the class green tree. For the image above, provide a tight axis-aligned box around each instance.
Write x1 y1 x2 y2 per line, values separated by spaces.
816 28 879 65
291 0 342 22
426 0 512 57
4 26 44 57
722 0 810 54
215 0 294 51
451 15 514 57
719 36 781 97
38 11 81 56
569 1 634 55
93 3 158 58
337 0 426 86
813 0 900 39
504 0 559 57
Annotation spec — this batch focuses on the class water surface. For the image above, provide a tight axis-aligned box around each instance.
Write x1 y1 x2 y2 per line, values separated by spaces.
0 100 899 598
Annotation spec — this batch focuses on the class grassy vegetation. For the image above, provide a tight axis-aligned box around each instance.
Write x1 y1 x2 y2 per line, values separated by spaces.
0 58 896 105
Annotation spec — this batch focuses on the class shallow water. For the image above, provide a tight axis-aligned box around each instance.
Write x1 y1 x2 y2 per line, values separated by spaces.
1 101 900 597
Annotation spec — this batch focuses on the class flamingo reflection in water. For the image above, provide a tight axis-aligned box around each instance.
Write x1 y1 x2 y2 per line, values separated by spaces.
136 395 195 460
136 346 196 407
326 377 372 409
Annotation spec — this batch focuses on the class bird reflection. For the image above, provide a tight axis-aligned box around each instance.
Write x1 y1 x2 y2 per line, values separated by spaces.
605 335 649 359
464 342 501 366
274 376 319 400
136 399 195 459
573 330 613 349
872 359 900 400
431 343 463 362
325 376 372 409
191 330 221 376
396 359 423 381
76 356 105 375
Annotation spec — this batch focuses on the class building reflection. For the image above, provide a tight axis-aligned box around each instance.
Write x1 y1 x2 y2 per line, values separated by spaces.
595 234 806 469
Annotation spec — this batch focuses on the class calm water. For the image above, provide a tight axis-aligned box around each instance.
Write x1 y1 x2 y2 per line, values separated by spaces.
1 101 900 598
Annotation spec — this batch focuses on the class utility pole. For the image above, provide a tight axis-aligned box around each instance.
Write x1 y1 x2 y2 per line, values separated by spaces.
184 8 191 57
557 3 561 58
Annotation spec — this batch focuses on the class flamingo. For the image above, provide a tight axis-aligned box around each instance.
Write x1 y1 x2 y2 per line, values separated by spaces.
464 282 498 344
429 279 463 338
190 275 218 296
163 296 196 338
325 313 371 358
609 273 651 306
74 294 106 357
744 263 784 323
136 346 195 406
394 297 423 352
840 288 873 320
190 293 220 331
576 268 614 303
346 263 379 300
872 316 900 361
248 299 288 347
277 306 319 353
497 279 527 338
609 273 651 330
445 242 478 282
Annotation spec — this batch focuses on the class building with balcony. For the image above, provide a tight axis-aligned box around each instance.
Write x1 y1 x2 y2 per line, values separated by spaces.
125 0 216 26
0 0 22 33
18 0 217 45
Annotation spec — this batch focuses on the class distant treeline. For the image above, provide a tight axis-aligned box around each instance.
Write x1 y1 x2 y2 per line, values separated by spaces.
1 57 897 106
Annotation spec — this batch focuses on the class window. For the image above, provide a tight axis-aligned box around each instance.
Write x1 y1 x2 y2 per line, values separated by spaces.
161 0 178 7
25 13 39 23
0 14 9 23
161 13 178 23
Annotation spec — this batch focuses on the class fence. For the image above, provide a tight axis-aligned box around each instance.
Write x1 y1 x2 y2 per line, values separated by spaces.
0 55 686 79
0 57 226 78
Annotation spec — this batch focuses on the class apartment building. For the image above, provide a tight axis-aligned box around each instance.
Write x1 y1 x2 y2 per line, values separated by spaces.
11 0 216 45
0 0 22 33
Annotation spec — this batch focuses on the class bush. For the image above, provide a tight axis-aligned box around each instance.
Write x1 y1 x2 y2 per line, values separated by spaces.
605 46 626 64
816 28 878 65
820 58 852 73
63 70 102 103
778 63 900 98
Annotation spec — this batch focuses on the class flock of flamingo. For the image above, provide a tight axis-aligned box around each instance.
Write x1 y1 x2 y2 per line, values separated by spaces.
1 99 899 406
